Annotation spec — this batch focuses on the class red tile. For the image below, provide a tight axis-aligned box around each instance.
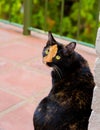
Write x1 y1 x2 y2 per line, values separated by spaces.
0 29 20 44
0 103 35 130
0 23 97 130
0 43 41 62
24 57 51 75
0 66 51 97
0 90 21 112
0 58 15 74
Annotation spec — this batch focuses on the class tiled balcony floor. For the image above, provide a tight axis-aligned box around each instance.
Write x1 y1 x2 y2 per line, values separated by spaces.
0 22 97 130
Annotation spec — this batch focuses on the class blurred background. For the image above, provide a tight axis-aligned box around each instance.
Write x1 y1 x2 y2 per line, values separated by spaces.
0 1 99 130
0 0 100 45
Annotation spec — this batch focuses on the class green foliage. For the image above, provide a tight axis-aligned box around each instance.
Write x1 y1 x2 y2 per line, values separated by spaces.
0 0 99 44
66 0 97 43
0 0 23 23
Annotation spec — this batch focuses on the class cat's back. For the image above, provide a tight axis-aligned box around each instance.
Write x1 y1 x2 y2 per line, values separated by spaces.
33 97 70 130
74 52 94 87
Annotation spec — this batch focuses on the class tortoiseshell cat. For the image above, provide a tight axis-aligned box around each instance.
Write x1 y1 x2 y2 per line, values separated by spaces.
33 32 95 130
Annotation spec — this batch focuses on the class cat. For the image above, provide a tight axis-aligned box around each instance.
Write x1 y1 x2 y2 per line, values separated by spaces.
33 32 95 130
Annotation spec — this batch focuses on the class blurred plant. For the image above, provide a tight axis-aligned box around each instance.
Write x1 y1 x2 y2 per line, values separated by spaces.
0 0 99 44
0 0 23 24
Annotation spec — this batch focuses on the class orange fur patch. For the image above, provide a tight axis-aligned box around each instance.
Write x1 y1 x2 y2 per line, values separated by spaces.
43 44 58 63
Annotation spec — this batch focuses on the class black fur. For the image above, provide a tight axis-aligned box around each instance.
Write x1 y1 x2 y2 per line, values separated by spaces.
33 32 95 130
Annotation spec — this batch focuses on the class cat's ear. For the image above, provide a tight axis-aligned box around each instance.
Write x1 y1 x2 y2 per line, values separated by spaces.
64 42 76 55
47 31 56 45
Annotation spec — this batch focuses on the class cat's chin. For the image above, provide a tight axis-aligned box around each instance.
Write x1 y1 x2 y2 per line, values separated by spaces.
46 62 53 67
43 61 52 67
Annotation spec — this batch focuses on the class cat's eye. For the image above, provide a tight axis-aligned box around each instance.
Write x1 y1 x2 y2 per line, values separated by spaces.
45 48 49 55
56 55 61 60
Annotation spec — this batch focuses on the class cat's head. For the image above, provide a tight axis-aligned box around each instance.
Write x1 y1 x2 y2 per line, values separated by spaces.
42 32 76 68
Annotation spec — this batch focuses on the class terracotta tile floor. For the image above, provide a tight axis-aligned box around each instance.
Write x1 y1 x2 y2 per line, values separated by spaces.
0 22 97 130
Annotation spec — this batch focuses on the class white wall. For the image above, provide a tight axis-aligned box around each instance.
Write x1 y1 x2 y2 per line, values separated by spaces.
89 28 100 130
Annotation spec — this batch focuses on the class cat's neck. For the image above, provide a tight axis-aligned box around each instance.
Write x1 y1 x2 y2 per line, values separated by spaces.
51 68 77 85
51 53 87 85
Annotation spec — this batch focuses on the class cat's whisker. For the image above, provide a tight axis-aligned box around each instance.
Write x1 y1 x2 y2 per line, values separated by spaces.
53 65 63 80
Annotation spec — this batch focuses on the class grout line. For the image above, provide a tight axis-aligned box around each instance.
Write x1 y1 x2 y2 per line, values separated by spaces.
0 87 26 100
0 100 28 118
0 56 39 65
0 89 50 118
0 34 44 49
0 56 50 77
0 95 37 118
0 37 25 47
